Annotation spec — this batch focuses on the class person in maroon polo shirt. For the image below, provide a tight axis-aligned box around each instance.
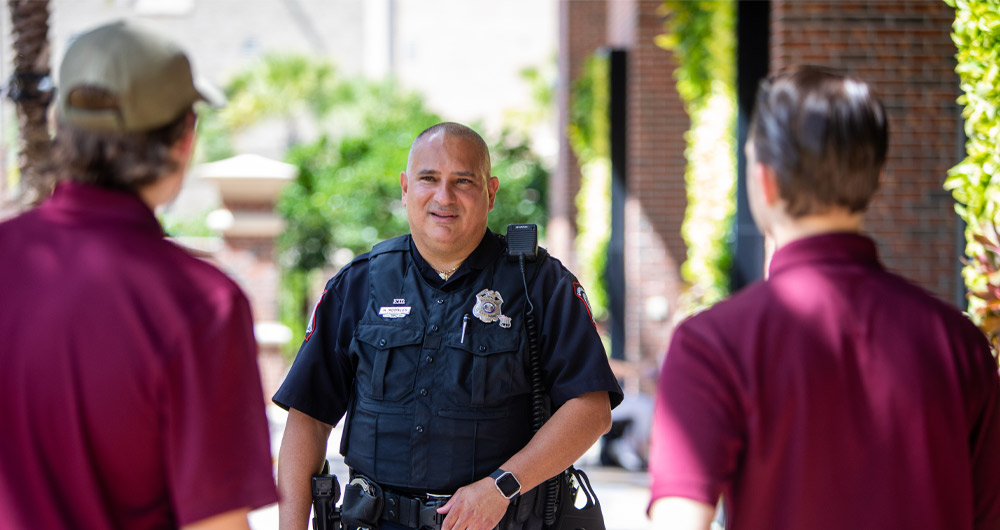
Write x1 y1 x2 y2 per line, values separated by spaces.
648 66 1000 530
0 21 278 529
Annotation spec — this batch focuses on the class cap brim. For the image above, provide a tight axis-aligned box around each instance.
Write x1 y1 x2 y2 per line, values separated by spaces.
194 77 226 108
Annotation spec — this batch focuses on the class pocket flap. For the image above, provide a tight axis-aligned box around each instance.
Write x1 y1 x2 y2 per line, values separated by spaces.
356 323 423 349
449 331 519 356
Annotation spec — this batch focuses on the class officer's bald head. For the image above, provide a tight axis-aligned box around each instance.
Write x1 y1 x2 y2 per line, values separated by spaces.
407 122 491 180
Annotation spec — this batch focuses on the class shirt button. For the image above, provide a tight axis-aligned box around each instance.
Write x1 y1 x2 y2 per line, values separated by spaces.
436 299 445 304
387 498 396 507
425 356 433 363
420 388 428 396
378 339 386 347
416 425 424 433
479 345 487 352
431 325 439 332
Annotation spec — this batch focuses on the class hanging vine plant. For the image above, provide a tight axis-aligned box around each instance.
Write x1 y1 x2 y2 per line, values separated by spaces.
568 53 611 322
944 0 1000 351
657 0 737 315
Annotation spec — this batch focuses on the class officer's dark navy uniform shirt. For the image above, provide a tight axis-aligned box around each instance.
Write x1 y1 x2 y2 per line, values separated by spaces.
273 229 622 493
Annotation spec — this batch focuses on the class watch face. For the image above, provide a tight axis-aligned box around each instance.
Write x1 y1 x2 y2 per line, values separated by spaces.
496 472 521 498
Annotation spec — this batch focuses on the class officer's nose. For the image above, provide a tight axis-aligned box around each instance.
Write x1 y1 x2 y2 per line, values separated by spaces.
433 182 456 204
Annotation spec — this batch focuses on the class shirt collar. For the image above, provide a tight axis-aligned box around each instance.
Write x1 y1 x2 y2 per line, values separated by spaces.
767 232 881 279
409 229 501 287
41 180 164 237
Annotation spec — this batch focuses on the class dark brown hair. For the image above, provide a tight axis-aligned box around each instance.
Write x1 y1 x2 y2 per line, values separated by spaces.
749 65 888 217
52 86 193 193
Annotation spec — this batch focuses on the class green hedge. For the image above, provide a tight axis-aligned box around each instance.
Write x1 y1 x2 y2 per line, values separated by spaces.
944 0 1000 349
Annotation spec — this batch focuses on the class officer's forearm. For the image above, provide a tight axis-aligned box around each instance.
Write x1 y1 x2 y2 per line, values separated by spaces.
500 391 612 492
277 408 333 530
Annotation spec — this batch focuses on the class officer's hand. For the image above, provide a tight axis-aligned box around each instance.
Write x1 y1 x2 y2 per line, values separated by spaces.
437 476 509 530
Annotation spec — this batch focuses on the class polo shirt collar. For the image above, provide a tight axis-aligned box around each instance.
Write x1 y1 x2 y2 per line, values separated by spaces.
42 180 164 237
768 232 881 278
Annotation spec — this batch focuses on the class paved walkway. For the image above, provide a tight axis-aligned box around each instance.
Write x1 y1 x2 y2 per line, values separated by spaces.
251 406 653 530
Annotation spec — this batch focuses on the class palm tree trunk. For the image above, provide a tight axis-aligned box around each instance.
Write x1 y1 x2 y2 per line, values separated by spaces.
7 0 53 206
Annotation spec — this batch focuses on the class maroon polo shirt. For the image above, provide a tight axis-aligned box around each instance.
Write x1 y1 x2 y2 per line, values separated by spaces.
0 181 278 529
649 232 1000 530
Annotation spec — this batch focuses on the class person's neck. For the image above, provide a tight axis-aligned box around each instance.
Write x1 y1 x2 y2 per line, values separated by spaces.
412 240 474 280
769 210 864 250
137 169 185 211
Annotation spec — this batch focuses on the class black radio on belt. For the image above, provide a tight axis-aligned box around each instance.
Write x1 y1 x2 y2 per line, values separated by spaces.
506 224 538 262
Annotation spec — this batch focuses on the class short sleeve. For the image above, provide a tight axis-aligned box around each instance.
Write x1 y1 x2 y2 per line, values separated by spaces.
533 258 623 410
648 320 745 508
165 288 279 526
272 263 367 426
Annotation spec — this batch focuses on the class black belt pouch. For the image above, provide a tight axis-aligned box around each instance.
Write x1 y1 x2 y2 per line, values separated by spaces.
341 477 384 530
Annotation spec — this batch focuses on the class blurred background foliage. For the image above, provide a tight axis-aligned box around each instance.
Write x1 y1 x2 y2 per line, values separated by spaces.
193 54 550 356
658 0 736 317
944 0 1000 351
568 52 611 322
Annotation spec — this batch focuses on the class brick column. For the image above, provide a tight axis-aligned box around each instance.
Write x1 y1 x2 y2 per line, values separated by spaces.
625 0 688 393
553 0 607 267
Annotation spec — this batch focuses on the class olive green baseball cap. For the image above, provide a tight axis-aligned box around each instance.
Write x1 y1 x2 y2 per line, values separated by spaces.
57 19 224 133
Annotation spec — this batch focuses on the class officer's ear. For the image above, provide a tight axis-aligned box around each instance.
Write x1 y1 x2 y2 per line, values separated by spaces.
487 175 498 211
400 171 409 206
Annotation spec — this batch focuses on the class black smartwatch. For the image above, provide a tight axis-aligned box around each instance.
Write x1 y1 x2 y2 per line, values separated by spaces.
489 469 521 500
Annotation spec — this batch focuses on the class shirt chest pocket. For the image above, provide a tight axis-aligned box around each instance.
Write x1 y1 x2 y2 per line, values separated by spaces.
444 330 525 407
353 323 423 402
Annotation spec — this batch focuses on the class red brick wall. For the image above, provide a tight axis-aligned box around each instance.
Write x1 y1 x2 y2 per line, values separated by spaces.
553 0 607 267
771 0 962 302
560 0 689 392
217 236 279 322
625 0 687 388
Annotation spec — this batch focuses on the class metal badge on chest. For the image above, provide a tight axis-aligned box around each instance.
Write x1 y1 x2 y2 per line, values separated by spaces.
473 289 512 328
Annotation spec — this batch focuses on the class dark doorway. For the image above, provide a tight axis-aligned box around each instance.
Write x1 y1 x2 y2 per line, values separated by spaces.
732 0 770 291
606 48 627 362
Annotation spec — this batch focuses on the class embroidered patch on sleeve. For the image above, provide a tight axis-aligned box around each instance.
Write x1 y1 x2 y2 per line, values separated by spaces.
304 289 328 341
573 282 596 326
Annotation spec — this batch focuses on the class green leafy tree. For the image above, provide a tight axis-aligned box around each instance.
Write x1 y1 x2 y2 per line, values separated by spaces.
279 82 439 261
944 0 1000 351
488 127 550 238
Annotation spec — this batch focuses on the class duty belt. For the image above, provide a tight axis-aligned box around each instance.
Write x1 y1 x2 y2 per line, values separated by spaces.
381 489 449 530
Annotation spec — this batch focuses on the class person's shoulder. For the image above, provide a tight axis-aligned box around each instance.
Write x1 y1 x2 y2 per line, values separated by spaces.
669 280 777 349
342 250 374 273
877 269 981 331
370 234 410 256
686 279 773 321
328 249 373 287
0 206 41 234
527 246 575 281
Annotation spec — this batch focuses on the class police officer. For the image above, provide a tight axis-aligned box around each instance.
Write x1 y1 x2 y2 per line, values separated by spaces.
273 122 623 530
